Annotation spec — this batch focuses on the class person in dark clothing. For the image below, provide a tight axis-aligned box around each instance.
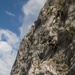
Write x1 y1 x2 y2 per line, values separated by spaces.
48 36 54 43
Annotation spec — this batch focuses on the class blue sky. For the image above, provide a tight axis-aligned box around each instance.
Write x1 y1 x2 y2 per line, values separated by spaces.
0 0 46 75
0 0 27 35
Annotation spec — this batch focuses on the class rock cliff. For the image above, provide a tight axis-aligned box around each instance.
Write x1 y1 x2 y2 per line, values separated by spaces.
11 0 75 75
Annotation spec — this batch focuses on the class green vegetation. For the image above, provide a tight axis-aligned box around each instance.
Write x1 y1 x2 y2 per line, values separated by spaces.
69 30 75 35
52 27 58 33
36 65 41 70
62 64 69 70
58 0 63 10
64 23 71 28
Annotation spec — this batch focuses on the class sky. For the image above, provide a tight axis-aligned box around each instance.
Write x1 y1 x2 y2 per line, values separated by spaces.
0 0 46 75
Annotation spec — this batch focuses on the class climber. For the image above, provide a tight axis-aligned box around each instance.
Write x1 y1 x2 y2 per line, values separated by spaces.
48 36 54 43
48 35 58 50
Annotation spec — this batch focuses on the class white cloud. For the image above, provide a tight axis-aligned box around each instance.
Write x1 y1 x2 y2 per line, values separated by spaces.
0 29 19 75
5 11 15 17
22 0 46 16
0 50 17 75
0 29 20 49
0 41 12 53
19 0 46 38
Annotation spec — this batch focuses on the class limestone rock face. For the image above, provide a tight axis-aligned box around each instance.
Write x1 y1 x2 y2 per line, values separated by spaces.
11 0 75 75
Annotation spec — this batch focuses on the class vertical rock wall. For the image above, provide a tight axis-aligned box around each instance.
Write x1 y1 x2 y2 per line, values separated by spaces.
11 0 75 75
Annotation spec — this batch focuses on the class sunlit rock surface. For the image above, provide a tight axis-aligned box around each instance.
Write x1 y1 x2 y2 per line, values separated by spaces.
11 0 75 75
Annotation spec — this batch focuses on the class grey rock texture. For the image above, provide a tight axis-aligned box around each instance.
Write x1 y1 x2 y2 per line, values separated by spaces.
11 0 75 75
